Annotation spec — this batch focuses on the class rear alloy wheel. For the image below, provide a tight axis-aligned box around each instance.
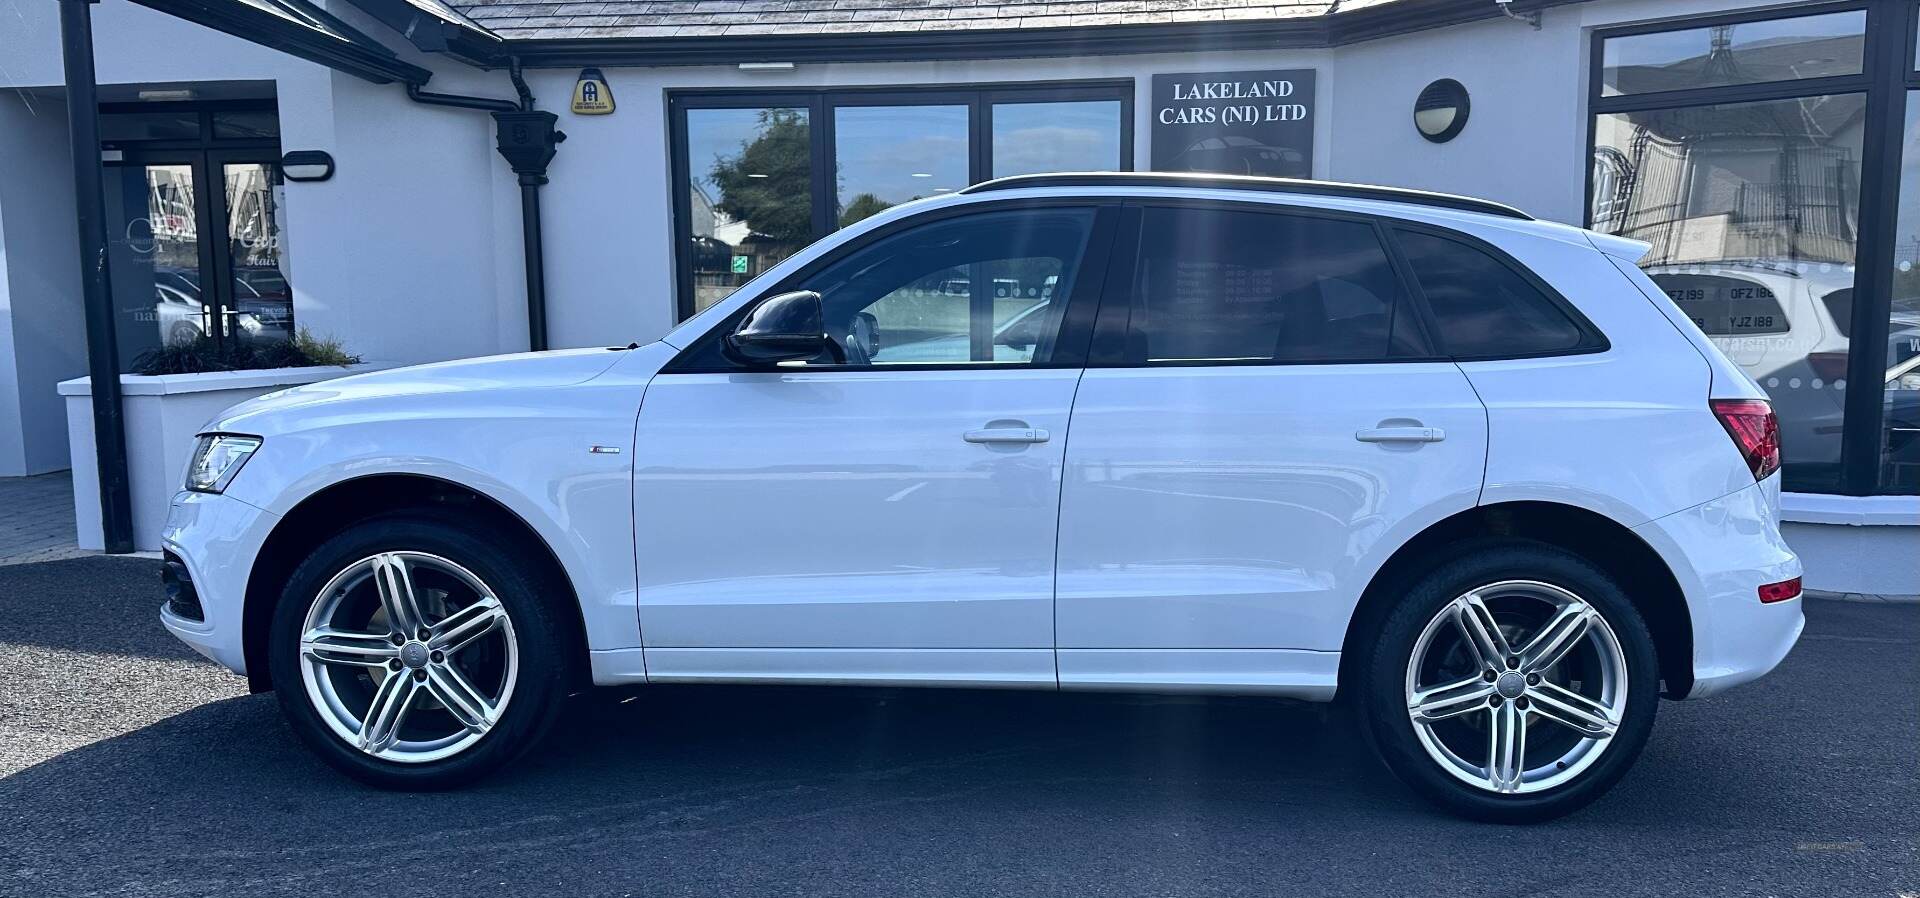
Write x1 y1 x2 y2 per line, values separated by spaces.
1405 581 1627 795
269 513 572 789
1359 542 1658 822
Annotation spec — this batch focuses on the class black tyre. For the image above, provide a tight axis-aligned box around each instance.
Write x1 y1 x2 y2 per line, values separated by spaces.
1356 539 1660 822
266 510 574 789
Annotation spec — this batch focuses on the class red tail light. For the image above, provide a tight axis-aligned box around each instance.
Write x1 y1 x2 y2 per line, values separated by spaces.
1712 398 1781 481
1758 576 1802 603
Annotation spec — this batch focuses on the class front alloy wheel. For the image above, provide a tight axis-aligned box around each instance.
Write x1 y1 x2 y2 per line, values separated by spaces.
299 552 518 762
269 512 572 789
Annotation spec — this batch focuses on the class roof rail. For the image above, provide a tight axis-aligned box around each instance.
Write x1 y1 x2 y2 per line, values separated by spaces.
958 172 1533 220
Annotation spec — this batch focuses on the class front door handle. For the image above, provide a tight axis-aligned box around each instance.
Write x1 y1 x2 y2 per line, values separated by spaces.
1356 426 1445 443
964 427 1050 445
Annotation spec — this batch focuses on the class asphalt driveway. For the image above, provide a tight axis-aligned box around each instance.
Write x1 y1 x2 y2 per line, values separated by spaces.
1 555 1914 898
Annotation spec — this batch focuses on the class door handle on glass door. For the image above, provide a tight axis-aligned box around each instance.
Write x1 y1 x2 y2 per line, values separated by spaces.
1355 426 1445 443
964 427 1050 444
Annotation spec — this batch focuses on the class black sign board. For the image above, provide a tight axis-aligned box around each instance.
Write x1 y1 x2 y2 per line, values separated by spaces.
1150 69 1315 179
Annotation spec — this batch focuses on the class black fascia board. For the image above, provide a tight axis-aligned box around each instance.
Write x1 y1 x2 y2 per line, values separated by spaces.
127 0 433 83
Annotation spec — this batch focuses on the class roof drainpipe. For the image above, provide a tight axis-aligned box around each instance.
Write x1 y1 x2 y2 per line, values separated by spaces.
403 57 562 351
491 58 563 352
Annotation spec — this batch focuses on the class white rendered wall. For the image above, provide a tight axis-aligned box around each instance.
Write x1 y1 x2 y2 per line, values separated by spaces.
0 93 86 476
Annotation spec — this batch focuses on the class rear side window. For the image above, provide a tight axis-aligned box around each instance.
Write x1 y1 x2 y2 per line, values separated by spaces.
1395 229 1589 357
1125 206 1429 363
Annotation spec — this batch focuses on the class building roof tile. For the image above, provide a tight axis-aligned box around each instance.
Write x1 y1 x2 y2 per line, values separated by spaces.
453 0 1340 39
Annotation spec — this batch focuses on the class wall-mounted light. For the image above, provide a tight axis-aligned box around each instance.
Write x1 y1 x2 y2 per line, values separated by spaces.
1413 78 1470 144
738 62 796 72
280 150 335 182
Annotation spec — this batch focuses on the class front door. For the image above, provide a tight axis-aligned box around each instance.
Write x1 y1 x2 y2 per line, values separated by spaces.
634 204 1114 686
1054 202 1489 694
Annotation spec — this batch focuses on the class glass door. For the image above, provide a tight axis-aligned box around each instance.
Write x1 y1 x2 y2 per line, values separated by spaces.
101 151 294 370
212 154 296 347
103 155 218 370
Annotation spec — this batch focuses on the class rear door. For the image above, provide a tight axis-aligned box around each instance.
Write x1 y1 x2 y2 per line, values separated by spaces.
1054 201 1489 694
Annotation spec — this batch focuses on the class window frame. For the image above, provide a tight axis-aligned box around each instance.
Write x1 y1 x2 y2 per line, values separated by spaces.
668 80 1135 324
1585 0 1913 496
662 197 1122 375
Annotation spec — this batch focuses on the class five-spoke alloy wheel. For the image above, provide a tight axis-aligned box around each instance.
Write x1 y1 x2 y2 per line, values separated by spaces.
269 512 572 789
1358 541 1659 822
299 551 518 762
1405 581 1627 795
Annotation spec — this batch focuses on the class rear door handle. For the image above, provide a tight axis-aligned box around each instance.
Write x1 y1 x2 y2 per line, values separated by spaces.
964 427 1050 444
1356 426 1445 443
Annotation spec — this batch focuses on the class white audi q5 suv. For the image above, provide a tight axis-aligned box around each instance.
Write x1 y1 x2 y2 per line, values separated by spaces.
159 173 1803 821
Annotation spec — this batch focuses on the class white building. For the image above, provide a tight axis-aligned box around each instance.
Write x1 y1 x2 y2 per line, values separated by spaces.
0 0 1913 592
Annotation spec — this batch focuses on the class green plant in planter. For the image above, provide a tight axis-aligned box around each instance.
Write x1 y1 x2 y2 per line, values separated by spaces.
132 328 363 376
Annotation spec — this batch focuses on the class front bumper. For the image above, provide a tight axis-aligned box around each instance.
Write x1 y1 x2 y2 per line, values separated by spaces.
1633 477 1805 699
159 490 280 677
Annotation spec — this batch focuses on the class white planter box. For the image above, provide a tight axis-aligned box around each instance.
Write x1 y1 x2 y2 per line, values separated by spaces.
59 364 388 552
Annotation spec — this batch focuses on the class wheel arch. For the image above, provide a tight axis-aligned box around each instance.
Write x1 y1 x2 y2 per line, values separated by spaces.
240 473 591 693
1338 501 1694 701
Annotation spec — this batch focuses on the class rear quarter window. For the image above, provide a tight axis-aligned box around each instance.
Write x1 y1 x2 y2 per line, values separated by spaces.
1395 229 1594 358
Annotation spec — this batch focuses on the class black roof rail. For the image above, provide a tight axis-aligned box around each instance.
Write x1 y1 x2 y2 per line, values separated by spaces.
958 172 1533 221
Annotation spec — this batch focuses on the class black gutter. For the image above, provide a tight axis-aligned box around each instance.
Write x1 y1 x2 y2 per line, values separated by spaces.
488 0 1576 68
58 0 136 554
402 59 558 351
347 0 502 67
405 82 517 112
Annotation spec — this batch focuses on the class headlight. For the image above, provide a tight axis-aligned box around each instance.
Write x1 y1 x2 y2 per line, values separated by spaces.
185 434 261 493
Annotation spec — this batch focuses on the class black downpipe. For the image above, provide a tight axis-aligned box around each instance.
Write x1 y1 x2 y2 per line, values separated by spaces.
403 58 560 351
58 0 135 554
515 176 549 352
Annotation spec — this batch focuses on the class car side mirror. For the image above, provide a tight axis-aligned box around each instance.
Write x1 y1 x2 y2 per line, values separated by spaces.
727 291 827 363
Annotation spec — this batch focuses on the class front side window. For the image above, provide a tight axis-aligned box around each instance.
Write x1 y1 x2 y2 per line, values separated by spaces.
794 208 1096 366
1121 207 1425 364
1396 229 1587 358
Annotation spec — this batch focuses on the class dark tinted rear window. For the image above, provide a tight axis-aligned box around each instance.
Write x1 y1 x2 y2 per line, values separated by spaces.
1396 229 1588 357
1126 207 1428 363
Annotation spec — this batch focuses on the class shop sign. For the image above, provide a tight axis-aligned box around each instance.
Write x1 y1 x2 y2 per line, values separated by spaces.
572 68 615 115
1150 69 1315 178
